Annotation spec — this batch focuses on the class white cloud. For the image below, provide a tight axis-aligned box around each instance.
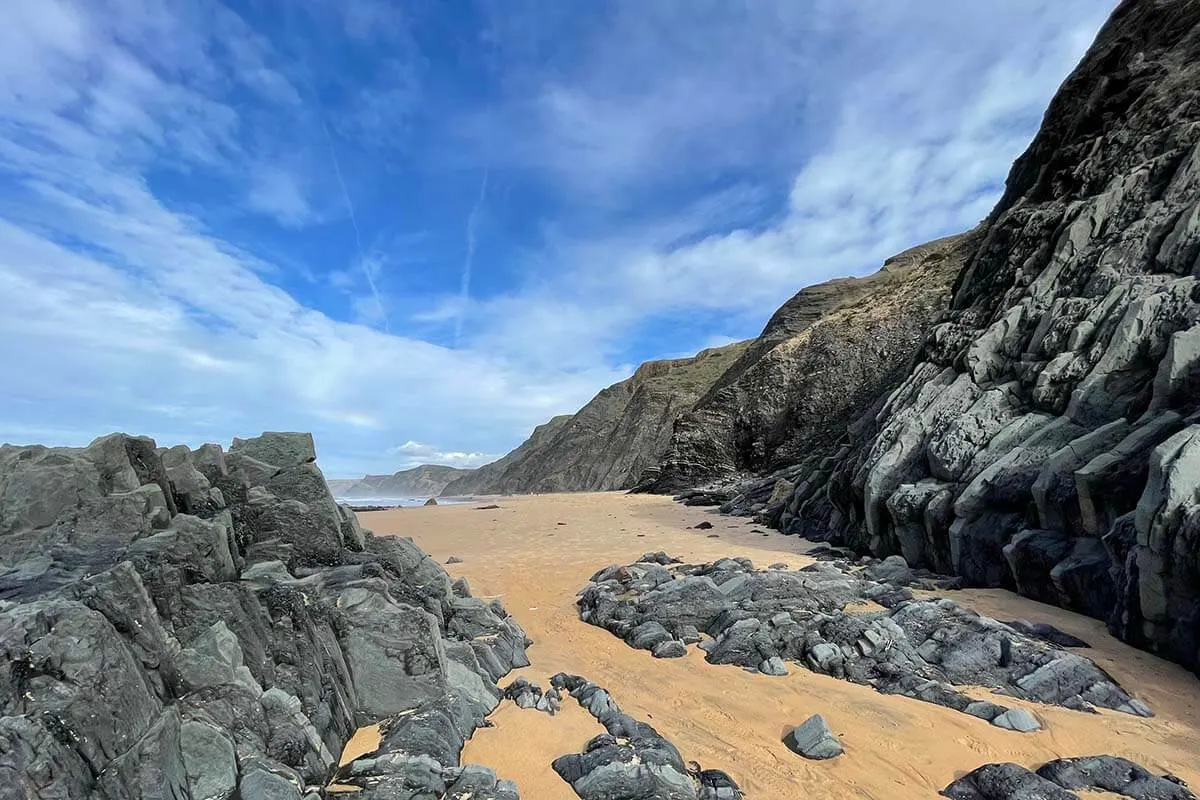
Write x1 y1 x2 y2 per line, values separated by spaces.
245 165 315 227
390 441 498 469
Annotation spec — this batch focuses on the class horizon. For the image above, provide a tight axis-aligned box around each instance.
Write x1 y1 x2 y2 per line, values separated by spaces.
0 0 1116 477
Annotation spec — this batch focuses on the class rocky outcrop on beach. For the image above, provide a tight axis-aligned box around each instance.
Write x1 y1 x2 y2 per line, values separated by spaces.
442 344 748 496
548 673 742 800
943 756 1196 800
577 554 1150 729
327 464 474 500
0 431 529 799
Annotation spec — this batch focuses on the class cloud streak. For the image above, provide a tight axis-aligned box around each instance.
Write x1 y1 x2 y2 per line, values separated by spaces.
457 166 489 343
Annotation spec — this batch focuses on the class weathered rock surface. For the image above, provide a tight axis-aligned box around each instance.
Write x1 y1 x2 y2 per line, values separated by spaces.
577 555 1151 728
549 673 742 800
0 431 530 799
643 231 981 494
327 465 475 500
782 715 843 760
943 756 1196 800
443 344 749 496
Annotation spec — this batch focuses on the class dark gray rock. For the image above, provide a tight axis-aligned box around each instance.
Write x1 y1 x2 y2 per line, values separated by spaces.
549 673 741 800
1037 756 1196 800
578 556 1150 728
942 763 1077 800
783 715 842 759
0 432 529 799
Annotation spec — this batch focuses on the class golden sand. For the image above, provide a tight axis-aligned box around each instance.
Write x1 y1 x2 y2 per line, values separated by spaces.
356 492 1200 799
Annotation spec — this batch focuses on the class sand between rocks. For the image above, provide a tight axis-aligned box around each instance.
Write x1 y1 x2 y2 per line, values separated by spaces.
357 492 1200 800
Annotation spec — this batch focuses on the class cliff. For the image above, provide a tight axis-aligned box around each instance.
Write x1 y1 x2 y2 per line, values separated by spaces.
441 343 749 495
328 464 474 498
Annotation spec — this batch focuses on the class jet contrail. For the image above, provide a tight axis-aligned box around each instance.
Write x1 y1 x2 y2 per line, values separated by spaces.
456 166 489 343
319 116 390 333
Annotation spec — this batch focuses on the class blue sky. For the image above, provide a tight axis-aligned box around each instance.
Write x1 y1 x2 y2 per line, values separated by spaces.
0 0 1115 477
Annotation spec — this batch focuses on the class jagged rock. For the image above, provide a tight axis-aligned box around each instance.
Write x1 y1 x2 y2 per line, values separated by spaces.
549 673 742 800
942 763 1077 800
1037 756 1197 800
783 714 842 760
944 756 1197 800
578 557 1150 727
0 432 529 799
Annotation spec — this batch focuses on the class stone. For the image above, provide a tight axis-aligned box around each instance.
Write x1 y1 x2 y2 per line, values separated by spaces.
942 763 1077 800
759 656 788 676
783 715 842 760
229 432 316 469
652 640 688 659
990 708 1041 732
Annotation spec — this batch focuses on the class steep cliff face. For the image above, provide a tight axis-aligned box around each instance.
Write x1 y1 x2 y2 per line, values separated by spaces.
768 0 1200 672
642 232 981 492
442 344 748 495
329 464 474 498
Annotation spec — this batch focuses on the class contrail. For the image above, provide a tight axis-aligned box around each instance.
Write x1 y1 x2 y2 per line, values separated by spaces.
319 116 390 333
456 166 489 343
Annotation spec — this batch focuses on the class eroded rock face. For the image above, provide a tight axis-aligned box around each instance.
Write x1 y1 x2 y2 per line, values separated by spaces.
576 555 1150 729
0 431 530 799
644 231 981 494
442 343 750 496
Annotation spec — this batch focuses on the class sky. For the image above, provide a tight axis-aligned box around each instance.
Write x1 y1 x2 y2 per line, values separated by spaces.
0 0 1116 477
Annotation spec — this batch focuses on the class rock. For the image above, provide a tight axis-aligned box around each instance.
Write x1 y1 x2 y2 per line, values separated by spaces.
446 556 464 564
942 763 1077 800
549 673 741 799
652 640 688 659
1037 755 1197 800
783 715 842 760
424 497 439 506
990 708 1041 733
578 556 1147 726
1002 620 1089 649
229 432 316 469
696 521 714 530
759 656 787 676
0 432 530 799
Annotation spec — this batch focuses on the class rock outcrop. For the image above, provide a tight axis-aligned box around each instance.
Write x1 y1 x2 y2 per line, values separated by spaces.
443 344 748 496
642 231 981 493
577 554 1151 728
0 431 530 799
943 756 1196 800
327 464 475 499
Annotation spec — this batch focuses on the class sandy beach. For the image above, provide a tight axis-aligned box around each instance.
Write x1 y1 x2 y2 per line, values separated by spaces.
358 493 1200 800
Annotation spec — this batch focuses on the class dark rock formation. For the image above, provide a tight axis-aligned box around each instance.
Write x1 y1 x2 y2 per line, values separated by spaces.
442 344 749 496
943 756 1196 800
328 464 475 500
0 431 530 799
549 673 742 800
577 555 1152 728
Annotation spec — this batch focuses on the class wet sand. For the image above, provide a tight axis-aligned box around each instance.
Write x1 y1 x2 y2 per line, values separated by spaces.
359 492 1200 799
